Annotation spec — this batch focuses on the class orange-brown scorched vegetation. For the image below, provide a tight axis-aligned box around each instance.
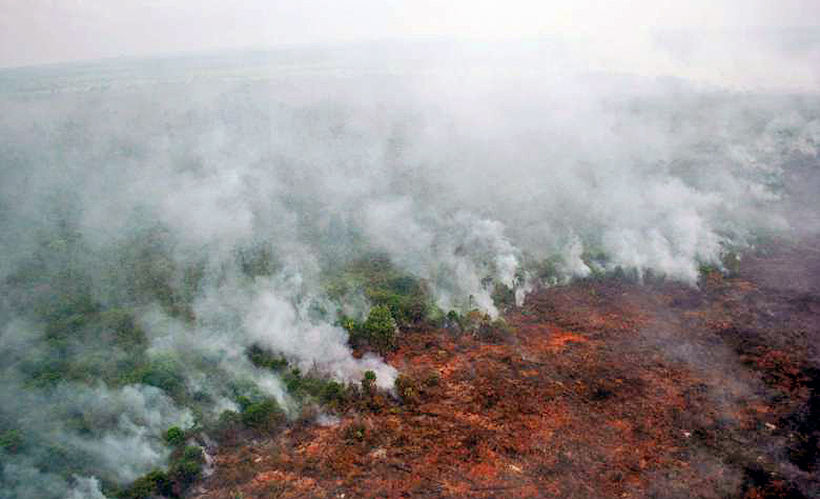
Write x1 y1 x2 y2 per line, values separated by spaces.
193 239 819 498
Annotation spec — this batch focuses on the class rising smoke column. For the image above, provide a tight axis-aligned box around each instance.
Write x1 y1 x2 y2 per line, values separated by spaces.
0 39 817 496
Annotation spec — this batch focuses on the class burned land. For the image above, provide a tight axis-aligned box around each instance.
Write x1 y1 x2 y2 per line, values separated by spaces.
192 236 820 499
2 43 818 499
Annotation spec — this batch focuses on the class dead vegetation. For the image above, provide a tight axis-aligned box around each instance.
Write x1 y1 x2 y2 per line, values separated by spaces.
192 239 819 498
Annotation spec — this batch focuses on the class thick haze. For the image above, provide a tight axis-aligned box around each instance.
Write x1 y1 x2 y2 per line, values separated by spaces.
1 1 819 84
0 2 819 498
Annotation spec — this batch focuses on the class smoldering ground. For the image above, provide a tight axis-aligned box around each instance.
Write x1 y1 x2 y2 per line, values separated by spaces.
0 36 818 497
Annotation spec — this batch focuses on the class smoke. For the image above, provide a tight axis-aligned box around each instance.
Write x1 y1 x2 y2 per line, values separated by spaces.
0 34 818 496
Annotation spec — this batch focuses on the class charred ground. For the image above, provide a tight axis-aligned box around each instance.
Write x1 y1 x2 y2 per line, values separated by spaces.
192 238 820 498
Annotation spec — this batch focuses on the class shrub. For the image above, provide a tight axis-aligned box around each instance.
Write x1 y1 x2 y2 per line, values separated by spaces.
581 247 609 269
44 313 89 342
164 426 185 447
339 316 359 334
0 429 22 453
534 255 565 285
283 368 343 403
491 282 516 311
444 310 462 330
362 305 397 353
218 409 242 426
169 446 205 488
343 421 367 443
99 308 147 349
119 469 172 499
361 370 377 396
130 356 187 400
283 368 304 394
320 380 346 405
367 289 428 325
477 317 512 343
394 375 418 405
247 345 288 371
240 399 283 429
324 254 432 327
24 358 67 388
121 446 204 497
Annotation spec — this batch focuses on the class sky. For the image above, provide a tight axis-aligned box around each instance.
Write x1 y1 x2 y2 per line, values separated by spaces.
0 0 819 68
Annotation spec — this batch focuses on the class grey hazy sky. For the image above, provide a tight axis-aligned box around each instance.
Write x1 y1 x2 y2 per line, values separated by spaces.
0 0 818 68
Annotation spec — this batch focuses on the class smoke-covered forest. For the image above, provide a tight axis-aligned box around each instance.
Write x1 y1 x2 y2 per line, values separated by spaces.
1 35 818 498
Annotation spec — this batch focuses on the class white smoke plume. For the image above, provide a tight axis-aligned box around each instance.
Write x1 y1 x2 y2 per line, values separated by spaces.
0 34 817 496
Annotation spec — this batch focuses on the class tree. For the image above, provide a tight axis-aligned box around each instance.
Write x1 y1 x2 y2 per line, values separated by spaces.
362 305 397 353
164 426 185 447
361 370 377 396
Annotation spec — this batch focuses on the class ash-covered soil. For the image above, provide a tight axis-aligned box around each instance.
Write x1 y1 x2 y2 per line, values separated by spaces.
193 238 819 498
